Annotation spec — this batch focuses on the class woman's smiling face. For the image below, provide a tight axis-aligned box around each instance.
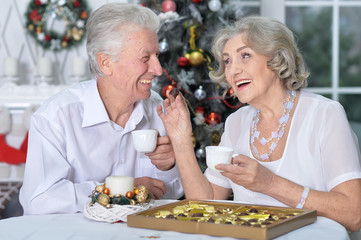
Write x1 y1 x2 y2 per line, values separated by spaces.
222 33 276 105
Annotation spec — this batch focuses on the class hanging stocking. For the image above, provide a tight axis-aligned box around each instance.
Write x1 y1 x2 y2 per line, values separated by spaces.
0 134 26 165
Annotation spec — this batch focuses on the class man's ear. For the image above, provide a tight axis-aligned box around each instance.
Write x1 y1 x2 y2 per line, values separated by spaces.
96 52 112 76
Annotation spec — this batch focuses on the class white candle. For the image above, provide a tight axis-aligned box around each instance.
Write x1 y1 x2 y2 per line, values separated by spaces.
72 56 86 77
37 57 52 77
105 176 134 196
3 57 18 77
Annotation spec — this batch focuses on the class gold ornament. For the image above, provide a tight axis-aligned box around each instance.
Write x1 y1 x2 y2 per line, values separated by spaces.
61 41 67 48
97 193 110 207
135 185 149 203
211 130 221 146
191 133 197 147
189 51 204 66
28 24 34 31
36 27 42 33
95 185 105 193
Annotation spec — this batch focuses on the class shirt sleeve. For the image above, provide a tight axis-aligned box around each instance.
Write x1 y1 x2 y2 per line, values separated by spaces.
155 163 184 199
19 114 98 215
319 101 361 190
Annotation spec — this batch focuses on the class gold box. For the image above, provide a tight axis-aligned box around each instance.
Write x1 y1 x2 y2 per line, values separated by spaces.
127 200 317 240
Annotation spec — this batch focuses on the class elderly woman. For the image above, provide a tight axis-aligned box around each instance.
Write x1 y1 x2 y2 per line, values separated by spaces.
157 16 361 231
20 3 183 215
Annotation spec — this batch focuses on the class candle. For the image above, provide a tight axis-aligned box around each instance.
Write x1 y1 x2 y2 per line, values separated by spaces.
3 57 18 77
72 56 86 77
105 176 134 196
37 57 52 77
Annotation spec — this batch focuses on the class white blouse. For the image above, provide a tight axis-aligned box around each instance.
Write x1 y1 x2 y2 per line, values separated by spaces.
205 90 361 207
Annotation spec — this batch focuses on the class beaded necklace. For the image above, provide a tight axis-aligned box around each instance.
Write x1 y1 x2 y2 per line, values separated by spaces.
250 90 297 161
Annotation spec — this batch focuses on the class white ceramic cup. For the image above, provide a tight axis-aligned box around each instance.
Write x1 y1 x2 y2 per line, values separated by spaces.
206 146 234 172
132 129 158 153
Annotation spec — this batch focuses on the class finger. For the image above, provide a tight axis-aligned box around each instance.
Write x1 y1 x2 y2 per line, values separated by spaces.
157 136 171 145
157 104 164 118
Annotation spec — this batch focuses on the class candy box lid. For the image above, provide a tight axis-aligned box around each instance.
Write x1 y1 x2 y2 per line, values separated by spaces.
127 199 317 240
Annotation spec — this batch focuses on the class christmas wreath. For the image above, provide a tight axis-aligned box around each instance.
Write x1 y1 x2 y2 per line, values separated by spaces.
25 0 90 51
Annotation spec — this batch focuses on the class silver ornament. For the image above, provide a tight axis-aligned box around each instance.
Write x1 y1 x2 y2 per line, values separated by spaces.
208 0 221 12
159 38 169 53
195 148 205 159
194 86 207 100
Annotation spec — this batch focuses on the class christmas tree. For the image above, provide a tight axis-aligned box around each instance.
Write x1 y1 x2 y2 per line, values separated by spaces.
143 0 246 171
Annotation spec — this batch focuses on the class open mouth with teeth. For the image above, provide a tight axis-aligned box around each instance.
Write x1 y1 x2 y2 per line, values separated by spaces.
235 80 251 88
139 79 152 84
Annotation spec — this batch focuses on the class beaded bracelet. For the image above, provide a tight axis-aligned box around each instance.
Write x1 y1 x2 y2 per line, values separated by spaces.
296 186 310 209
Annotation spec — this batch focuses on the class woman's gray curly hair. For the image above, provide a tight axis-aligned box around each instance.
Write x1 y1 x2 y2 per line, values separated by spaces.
86 3 160 79
209 15 309 91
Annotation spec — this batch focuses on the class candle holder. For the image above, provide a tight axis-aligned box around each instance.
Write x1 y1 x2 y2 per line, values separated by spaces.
34 75 53 86
0 76 20 86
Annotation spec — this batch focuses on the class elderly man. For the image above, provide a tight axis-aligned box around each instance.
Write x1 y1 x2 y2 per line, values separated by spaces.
19 3 183 215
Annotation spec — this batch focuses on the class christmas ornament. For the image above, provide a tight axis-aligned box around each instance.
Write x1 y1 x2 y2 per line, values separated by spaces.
162 84 176 98
193 106 205 125
192 0 203 3
205 112 221 125
194 86 206 100
208 0 222 12
191 133 197 147
189 51 204 66
25 0 90 51
177 56 189 67
135 185 149 203
227 88 235 96
159 38 169 53
195 147 205 159
103 187 110 195
161 0 177 13
211 130 221 146
125 191 134 198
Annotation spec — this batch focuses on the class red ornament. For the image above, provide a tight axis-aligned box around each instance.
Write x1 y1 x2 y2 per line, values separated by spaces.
161 0 177 13
227 88 234 96
102 187 110 195
192 0 203 3
29 9 42 22
45 35 51 42
34 0 41 6
195 106 205 114
205 112 221 125
73 1 81 7
162 84 176 98
126 191 134 198
62 36 69 42
177 56 189 67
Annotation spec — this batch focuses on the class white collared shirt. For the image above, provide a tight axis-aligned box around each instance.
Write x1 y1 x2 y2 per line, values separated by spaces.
19 80 183 214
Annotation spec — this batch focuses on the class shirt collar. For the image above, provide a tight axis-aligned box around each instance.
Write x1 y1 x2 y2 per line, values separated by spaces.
82 80 110 128
81 80 150 129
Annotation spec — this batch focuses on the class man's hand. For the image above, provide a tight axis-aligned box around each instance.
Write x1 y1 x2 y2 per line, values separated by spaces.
134 177 166 199
145 136 175 171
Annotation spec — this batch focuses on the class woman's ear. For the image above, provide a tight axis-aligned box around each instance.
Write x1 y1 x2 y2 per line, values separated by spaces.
96 52 112 76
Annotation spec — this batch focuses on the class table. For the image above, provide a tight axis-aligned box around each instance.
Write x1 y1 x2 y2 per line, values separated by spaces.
0 200 351 240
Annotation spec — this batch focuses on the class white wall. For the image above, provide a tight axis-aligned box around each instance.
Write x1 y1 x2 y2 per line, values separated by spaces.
0 0 130 86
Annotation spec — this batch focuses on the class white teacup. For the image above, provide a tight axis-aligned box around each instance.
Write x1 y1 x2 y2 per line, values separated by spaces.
206 146 234 172
132 129 158 153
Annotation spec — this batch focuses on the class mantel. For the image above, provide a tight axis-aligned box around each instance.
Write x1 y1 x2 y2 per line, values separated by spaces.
0 84 70 113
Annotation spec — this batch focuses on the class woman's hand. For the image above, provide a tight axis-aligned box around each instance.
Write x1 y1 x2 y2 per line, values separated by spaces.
157 93 192 141
216 154 276 194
